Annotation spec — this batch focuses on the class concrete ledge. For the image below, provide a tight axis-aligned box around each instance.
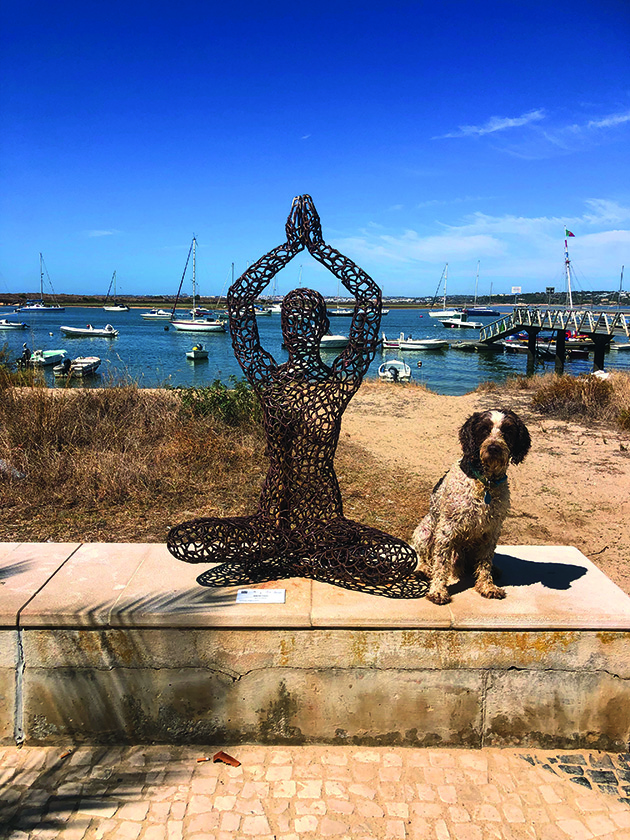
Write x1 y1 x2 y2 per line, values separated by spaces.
1 542 630 748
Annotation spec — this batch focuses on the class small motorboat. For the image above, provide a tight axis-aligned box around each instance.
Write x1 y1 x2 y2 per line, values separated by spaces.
53 356 101 379
30 349 69 367
437 313 484 329
0 318 28 330
382 332 449 351
171 317 227 333
378 360 412 382
320 333 350 349
141 309 173 320
186 344 209 360
326 307 355 317
60 323 119 338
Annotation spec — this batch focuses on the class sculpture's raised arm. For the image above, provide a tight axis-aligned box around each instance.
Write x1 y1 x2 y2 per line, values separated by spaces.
227 238 303 383
307 242 382 382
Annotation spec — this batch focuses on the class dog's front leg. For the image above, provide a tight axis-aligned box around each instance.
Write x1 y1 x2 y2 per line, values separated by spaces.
426 532 456 604
474 549 506 599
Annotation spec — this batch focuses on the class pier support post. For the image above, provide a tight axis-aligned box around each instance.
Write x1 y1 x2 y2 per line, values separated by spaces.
554 329 566 375
591 335 610 372
526 330 538 376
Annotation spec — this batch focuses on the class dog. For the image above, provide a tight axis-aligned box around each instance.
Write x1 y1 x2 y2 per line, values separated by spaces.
411 408 531 604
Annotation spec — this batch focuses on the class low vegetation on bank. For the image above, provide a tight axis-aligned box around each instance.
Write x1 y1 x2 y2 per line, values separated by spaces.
480 370 630 431
1 366 628 544
0 377 425 544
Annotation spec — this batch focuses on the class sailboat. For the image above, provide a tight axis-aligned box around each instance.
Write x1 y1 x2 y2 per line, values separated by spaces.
103 271 130 311
463 261 500 317
428 263 460 318
170 237 226 333
15 254 65 311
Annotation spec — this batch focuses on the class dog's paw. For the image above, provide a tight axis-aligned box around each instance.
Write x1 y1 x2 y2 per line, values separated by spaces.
478 583 506 600
426 588 451 605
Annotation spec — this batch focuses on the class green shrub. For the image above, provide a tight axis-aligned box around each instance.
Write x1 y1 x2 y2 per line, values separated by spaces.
176 377 262 427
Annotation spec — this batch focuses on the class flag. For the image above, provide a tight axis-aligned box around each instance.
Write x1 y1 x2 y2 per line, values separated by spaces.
565 229 575 237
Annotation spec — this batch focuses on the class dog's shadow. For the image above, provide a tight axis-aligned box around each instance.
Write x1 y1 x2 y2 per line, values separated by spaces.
449 552 588 596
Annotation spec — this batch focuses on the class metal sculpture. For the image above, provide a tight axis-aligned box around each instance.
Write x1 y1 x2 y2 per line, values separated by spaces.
168 195 421 593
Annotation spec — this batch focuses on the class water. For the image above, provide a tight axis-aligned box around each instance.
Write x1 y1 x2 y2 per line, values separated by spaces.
2 306 629 396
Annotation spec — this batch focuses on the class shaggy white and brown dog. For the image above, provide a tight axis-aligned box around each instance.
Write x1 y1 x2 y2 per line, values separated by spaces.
411 408 531 604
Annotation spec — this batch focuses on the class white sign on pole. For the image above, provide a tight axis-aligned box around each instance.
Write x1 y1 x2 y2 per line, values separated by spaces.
511 286 522 295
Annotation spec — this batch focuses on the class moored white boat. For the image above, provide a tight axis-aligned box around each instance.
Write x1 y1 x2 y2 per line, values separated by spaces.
103 271 130 311
320 333 350 349
141 309 173 320
30 349 68 367
53 356 101 378
171 318 226 333
427 263 461 318
60 324 119 337
438 313 484 329
0 318 28 330
382 332 449 350
170 237 227 333
378 360 412 382
15 254 65 311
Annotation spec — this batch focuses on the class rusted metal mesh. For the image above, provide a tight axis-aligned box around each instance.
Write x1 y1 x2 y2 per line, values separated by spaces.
168 195 423 596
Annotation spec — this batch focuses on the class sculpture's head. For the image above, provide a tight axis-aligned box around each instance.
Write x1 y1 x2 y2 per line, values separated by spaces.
281 288 330 354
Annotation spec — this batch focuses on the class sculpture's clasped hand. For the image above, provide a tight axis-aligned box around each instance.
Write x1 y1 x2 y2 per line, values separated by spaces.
285 194 323 250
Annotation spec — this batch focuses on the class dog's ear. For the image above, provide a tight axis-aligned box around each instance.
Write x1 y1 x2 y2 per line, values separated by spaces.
500 408 531 464
459 412 483 461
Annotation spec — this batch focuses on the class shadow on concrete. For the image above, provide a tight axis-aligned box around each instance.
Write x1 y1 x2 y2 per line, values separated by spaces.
0 746 199 837
493 552 588 590
0 558 35 582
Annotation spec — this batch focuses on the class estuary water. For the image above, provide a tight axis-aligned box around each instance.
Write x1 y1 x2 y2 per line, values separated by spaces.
2 305 630 396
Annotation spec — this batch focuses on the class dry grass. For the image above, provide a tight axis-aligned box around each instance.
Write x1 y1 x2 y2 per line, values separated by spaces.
479 370 630 431
0 382 430 544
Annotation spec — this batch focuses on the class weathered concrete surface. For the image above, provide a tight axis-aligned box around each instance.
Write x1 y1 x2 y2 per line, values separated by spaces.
0 630 17 743
2 543 630 747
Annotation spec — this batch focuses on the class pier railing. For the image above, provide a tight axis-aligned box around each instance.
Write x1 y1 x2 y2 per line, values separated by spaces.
480 307 630 343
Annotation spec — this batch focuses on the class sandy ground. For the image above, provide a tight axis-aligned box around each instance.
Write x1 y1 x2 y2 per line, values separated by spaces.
341 382 630 596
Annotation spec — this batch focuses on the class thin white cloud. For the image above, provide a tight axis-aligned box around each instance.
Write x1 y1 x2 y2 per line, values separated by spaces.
301 134 311 140
434 109 545 140
331 199 630 293
86 229 119 238
587 110 630 130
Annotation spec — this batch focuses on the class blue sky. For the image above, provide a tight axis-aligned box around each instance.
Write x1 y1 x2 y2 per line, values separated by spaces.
1 0 629 300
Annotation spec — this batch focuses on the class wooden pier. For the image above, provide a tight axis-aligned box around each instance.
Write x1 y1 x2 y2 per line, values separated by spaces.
479 307 630 373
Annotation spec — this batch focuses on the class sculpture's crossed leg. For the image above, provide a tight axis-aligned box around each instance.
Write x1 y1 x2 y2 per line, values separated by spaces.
168 514 418 585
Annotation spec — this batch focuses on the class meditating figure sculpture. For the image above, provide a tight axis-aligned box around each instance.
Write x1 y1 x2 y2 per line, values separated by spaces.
167 195 417 587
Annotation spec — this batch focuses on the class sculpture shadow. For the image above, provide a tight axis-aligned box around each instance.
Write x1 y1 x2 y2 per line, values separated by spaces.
196 561 429 600
0 558 35 582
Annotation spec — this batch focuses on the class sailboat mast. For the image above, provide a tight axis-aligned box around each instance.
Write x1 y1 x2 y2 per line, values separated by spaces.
619 265 624 308
474 260 480 305
564 236 574 309
39 253 44 301
192 237 197 312
443 263 448 310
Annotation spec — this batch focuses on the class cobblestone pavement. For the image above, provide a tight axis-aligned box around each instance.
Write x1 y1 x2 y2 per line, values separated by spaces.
1 746 629 840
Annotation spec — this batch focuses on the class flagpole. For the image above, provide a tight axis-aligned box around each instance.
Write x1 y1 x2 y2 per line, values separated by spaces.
564 229 574 309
